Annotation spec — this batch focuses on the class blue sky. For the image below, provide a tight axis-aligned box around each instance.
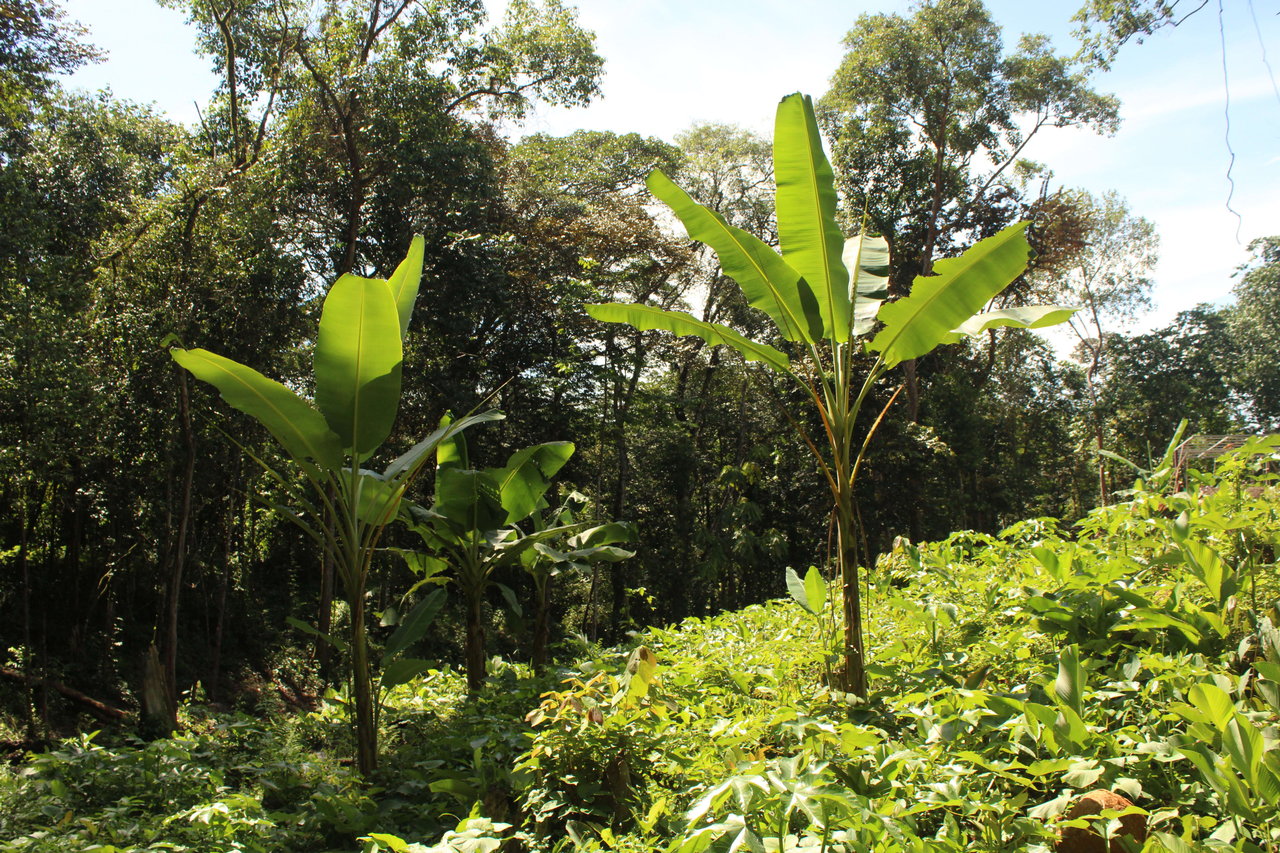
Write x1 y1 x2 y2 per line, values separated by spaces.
62 0 1280 332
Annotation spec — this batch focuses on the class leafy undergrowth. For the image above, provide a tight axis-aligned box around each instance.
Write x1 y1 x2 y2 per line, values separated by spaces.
4 447 1280 852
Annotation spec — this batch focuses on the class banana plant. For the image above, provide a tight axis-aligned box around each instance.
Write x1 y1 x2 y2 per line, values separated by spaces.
169 238 499 775
521 492 636 671
586 93 1077 696
402 421 576 692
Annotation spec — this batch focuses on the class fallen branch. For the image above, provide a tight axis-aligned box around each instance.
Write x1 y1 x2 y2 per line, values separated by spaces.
0 667 128 724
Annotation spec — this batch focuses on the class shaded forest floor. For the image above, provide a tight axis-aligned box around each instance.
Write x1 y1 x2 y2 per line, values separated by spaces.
3 465 1280 852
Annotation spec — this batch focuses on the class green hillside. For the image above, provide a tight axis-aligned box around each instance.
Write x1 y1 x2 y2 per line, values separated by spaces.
5 443 1280 852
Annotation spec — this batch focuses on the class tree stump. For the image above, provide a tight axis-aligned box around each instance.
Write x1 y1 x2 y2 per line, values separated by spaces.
1056 790 1148 853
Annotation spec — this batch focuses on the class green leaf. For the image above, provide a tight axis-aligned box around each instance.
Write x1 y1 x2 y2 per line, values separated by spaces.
434 467 505 534
170 348 342 467
621 646 659 704
351 469 404 525
494 442 574 524
285 616 348 653
939 305 1080 344
774 93 849 341
869 223 1031 367
382 588 446 662
845 233 890 336
567 521 637 549
387 236 424 339
383 410 503 482
585 303 791 372
314 273 403 457
380 658 430 691
1224 715 1263 784
1256 678 1280 713
1054 644 1085 717
1151 832 1202 853
496 582 523 617
1189 682 1235 730
646 170 821 344
366 833 410 852
803 565 827 614
568 545 634 563
785 567 816 615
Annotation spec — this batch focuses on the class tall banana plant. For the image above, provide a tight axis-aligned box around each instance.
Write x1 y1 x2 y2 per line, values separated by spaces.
169 238 499 774
587 93 1077 696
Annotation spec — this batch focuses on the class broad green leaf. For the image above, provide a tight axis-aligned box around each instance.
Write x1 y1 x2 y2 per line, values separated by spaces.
621 646 658 704
383 410 503 482
387 236 424 339
844 233 890 337
314 274 403 457
170 347 341 467
586 303 791 372
366 833 410 852
382 588 446 662
435 412 469 472
1151 833 1202 853
1224 715 1262 783
567 521 637 549
434 467 505 534
939 305 1080 344
285 616 348 652
1256 678 1280 713
646 170 821 344
774 93 849 340
870 223 1031 367
350 469 404 525
785 567 816 615
1054 644 1085 717
494 442 574 524
1259 758 1280 806
1188 682 1235 730
568 545 634 563
380 657 430 691
1053 705 1087 750
803 565 827 614
1121 609 1203 644
1062 759 1105 788
496 582 523 617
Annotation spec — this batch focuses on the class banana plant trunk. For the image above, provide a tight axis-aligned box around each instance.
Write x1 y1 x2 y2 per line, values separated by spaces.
836 484 868 698
532 580 551 672
465 591 486 694
348 579 377 776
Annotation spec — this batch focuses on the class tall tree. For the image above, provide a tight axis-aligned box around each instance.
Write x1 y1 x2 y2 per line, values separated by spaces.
821 0 1117 420
1031 189 1158 501
1228 236 1280 429
0 0 97 121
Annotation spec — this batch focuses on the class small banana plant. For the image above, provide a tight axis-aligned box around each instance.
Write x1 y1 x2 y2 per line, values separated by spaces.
521 491 636 671
400 418 578 692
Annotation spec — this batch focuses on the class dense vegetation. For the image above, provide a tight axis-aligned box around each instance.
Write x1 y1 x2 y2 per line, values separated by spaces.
2 0 1279 850
3 450 1280 851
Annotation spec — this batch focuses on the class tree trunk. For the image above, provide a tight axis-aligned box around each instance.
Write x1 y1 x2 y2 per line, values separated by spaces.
18 483 35 739
160 369 196 729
